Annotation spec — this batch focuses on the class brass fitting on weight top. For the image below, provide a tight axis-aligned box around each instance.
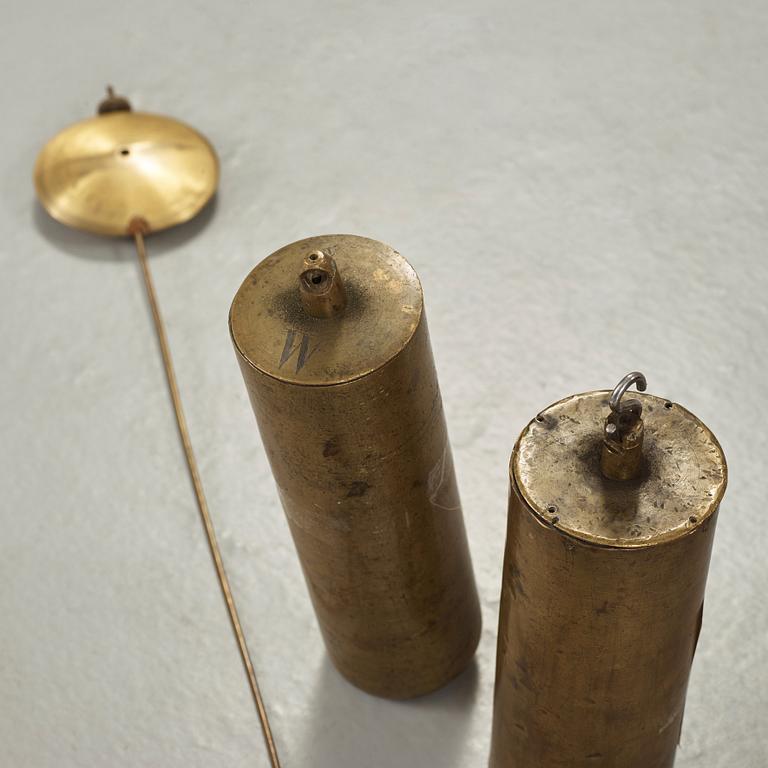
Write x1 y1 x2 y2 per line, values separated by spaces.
490 372 727 768
229 235 481 698
600 371 647 481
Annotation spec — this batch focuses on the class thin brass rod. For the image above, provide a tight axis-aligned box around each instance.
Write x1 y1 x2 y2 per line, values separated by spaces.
133 228 282 768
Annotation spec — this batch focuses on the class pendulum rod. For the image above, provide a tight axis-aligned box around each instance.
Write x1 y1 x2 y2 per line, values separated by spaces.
131 221 282 768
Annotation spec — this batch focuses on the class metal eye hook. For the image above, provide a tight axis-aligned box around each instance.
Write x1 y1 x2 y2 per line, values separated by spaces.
602 371 648 480
609 371 647 417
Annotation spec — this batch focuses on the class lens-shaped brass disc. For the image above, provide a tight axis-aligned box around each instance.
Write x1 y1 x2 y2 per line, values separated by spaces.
34 111 218 236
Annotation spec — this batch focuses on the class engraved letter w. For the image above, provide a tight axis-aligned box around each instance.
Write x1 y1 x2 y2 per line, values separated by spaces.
279 330 319 372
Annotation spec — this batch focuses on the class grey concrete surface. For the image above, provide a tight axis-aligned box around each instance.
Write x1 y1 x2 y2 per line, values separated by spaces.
2 1 767 766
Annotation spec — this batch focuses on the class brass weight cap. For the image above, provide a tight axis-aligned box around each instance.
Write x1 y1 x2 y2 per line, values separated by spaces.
230 235 423 386
513 391 728 547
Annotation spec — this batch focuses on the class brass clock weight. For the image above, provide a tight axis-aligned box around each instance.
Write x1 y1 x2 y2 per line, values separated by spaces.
34 88 281 768
230 235 482 698
490 372 728 767
35 89 729 767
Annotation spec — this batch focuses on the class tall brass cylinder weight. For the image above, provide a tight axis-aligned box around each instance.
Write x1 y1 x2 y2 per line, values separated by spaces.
490 373 727 768
230 235 481 698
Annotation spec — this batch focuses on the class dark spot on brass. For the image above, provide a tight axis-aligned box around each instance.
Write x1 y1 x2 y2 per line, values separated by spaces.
514 658 533 691
347 481 370 498
509 566 527 599
323 438 340 457
272 280 366 330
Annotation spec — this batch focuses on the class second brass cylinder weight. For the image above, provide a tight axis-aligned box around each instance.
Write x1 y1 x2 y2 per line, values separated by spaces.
230 234 481 699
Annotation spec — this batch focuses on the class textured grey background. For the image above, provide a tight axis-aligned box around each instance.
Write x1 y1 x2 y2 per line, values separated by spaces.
2 1 767 766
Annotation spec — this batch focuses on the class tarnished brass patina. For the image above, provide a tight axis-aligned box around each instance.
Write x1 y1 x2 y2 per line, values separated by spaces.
490 378 727 767
230 234 481 698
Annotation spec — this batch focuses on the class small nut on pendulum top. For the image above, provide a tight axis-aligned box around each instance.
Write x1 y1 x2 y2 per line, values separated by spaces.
97 85 132 114
299 250 347 318
601 371 647 481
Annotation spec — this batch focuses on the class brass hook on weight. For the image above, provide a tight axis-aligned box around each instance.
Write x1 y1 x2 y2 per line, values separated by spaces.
609 371 647 420
602 371 647 481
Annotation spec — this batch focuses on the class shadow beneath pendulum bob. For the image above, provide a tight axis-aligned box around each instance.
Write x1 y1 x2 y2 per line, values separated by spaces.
297 655 480 768
31 194 219 264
